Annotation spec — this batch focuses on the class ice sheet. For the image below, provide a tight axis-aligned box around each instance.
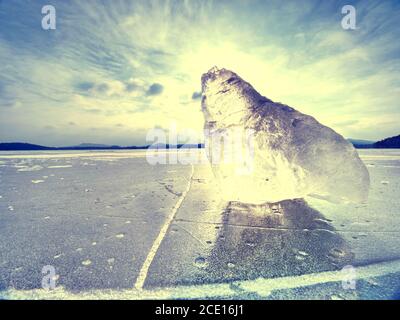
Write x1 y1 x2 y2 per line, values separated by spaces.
0 149 399 299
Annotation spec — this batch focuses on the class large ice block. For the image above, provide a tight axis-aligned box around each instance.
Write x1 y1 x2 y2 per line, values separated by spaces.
201 67 370 204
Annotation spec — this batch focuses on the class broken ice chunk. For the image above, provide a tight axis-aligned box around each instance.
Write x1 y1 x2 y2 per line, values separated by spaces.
201 67 369 204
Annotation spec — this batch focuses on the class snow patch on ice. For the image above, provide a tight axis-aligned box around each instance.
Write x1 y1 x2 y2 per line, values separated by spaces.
31 180 44 184
48 165 72 169
17 165 43 172
82 260 92 266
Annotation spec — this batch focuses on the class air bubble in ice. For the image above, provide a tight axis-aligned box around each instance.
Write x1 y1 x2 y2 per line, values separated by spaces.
194 257 207 268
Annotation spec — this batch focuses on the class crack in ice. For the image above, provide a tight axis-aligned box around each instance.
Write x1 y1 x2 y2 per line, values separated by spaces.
134 165 194 290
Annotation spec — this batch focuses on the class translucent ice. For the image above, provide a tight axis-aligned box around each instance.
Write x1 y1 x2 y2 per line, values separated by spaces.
201 67 370 204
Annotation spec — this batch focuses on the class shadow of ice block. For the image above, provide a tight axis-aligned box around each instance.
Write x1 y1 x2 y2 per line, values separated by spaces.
203 199 355 282
145 198 355 288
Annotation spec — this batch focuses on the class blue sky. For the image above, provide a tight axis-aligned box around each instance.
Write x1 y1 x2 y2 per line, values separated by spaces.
0 0 399 146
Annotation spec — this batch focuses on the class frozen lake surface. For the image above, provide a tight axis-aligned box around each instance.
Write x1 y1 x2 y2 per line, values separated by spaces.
0 149 399 299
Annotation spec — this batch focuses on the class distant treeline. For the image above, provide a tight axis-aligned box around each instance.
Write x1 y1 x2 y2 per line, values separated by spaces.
1 135 399 151
350 134 400 149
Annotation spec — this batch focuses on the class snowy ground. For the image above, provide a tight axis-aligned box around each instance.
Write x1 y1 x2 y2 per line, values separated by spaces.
0 149 399 300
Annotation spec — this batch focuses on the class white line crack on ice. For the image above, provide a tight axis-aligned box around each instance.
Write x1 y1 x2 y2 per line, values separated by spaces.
134 164 195 290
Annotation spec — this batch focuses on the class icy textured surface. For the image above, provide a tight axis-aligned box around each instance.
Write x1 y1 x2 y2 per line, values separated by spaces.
201 67 370 204
0 149 399 299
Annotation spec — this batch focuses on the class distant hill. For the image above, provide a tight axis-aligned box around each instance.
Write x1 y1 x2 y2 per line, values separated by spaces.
347 139 375 146
0 142 204 151
59 143 122 150
3 136 398 151
347 139 375 149
0 143 53 151
373 135 400 148
71 143 114 148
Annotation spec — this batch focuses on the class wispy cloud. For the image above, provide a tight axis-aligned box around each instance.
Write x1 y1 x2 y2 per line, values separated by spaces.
0 0 399 146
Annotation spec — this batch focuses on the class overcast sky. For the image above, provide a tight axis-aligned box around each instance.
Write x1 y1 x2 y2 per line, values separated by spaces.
0 0 399 146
